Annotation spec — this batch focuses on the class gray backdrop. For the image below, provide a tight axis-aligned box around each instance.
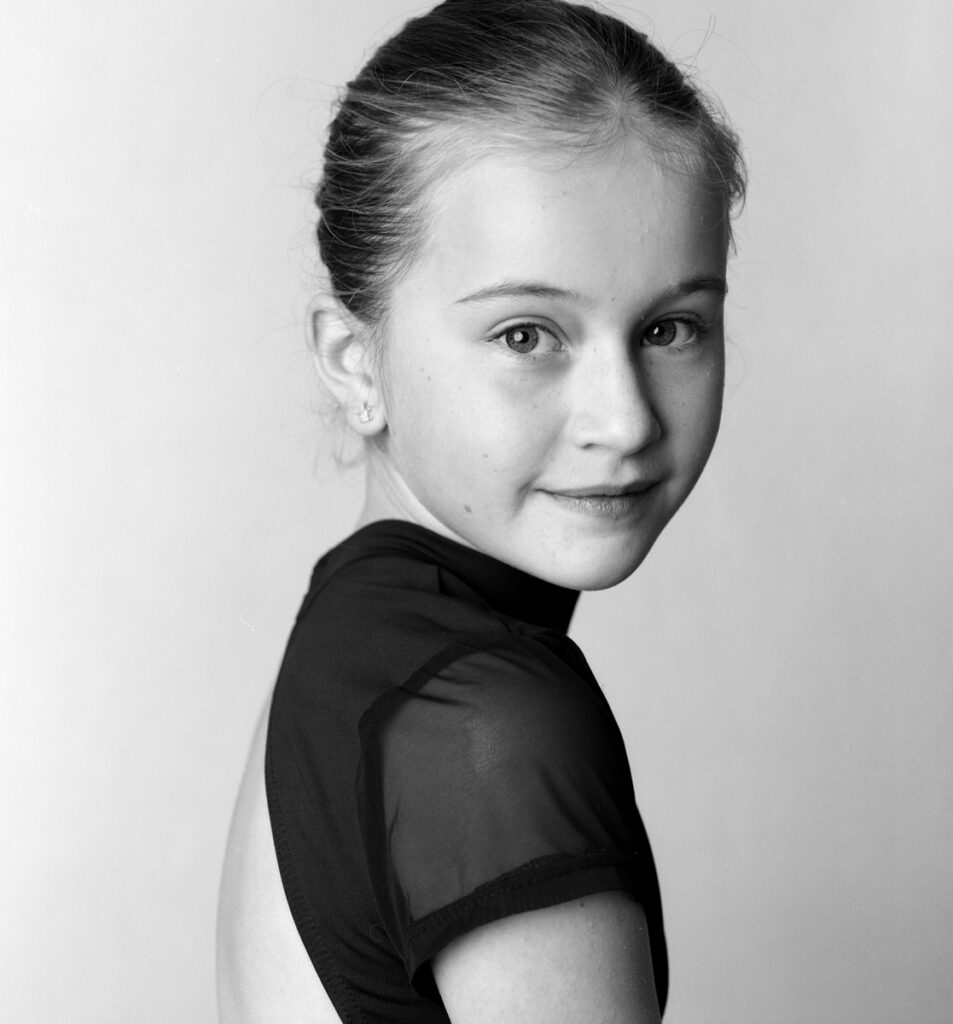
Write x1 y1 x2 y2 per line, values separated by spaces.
3 0 951 1020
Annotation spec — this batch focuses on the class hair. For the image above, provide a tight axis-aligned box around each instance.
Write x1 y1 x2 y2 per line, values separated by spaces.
316 0 746 328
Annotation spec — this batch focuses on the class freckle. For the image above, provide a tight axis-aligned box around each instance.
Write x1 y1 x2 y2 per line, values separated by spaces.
464 504 473 513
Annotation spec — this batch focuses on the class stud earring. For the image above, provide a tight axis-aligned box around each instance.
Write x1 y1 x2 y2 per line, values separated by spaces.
358 402 373 424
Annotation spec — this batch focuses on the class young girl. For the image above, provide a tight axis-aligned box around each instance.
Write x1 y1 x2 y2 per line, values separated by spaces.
218 1 745 1021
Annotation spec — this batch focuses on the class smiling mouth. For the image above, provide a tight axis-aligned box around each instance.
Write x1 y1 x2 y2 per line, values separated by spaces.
542 482 659 520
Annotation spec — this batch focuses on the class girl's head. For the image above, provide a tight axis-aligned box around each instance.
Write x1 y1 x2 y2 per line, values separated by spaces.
316 0 745 327
313 0 745 589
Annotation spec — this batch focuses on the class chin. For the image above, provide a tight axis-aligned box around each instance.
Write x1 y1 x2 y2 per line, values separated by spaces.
555 560 647 592
525 541 656 592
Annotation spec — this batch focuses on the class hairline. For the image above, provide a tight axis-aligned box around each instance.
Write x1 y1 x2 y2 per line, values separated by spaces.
357 113 730 335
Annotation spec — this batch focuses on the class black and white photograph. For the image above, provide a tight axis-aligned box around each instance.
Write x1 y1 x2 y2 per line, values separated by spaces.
4 1 951 1021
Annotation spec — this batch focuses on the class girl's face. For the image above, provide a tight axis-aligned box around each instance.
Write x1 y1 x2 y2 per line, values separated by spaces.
365 139 729 590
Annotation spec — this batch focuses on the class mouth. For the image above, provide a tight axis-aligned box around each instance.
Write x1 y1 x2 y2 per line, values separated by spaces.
540 481 660 520
548 480 657 499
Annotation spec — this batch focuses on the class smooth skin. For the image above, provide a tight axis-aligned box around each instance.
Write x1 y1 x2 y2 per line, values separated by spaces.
250 137 731 1023
433 893 661 1024
318 139 728 593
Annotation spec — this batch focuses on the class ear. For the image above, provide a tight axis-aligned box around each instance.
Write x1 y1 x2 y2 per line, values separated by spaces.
310 296 386 436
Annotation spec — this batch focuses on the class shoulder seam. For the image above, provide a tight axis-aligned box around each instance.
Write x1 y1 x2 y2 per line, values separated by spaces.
356 629 572 739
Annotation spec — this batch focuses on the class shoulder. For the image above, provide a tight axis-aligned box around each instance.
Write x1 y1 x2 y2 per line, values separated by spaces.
360 632 614 769
357 632 641 921
354 634 664 1010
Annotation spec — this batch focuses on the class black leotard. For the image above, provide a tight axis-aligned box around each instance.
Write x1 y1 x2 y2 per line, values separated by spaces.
266 520 667 1022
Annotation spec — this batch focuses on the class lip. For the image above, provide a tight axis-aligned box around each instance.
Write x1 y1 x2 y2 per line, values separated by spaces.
544 480 657 498
540 481 659 521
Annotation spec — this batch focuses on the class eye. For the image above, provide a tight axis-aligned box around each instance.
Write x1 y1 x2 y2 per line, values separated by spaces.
490 323 560 356
642 317 705 348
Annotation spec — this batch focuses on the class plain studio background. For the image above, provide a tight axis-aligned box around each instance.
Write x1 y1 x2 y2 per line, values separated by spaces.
2 0 951 1020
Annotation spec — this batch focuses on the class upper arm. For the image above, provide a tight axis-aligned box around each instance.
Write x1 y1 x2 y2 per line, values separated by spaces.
432 891 661 1024
358 637 667 1011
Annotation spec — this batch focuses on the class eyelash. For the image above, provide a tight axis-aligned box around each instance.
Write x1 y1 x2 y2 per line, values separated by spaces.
488 315 710 358
642 315 711 350
489 323 563 358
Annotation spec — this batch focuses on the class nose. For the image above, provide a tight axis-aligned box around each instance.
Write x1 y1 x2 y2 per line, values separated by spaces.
567 341 662 455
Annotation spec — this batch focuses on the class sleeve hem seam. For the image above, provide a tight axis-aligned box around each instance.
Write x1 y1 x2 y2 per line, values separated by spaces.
405 850 643 939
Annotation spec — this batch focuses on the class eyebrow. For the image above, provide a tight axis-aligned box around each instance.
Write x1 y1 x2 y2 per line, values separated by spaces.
453 274 728 307
454 281 591 306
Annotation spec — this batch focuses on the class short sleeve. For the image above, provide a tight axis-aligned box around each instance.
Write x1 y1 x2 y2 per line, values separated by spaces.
356 634 661 995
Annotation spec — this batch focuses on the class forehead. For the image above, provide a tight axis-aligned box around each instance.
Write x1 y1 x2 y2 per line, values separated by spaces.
403 139 728 309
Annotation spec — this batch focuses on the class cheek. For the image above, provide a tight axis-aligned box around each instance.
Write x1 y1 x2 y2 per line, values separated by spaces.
471 379 566 484
683 370 724 459
658 363 724 462
441 394 557 482
381 326 565 492
412 363 558 460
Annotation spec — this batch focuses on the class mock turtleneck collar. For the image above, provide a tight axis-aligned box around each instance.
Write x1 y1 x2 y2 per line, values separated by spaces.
333 519 579 633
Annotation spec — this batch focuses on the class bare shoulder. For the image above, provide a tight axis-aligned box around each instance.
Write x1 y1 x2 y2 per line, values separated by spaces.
216 700 341 1024
433 892 661 1024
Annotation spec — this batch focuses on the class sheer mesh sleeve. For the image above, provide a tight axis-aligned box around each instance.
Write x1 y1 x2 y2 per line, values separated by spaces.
356 633 659 994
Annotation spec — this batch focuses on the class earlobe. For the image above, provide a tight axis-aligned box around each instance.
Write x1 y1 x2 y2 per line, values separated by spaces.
310 297 386 435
